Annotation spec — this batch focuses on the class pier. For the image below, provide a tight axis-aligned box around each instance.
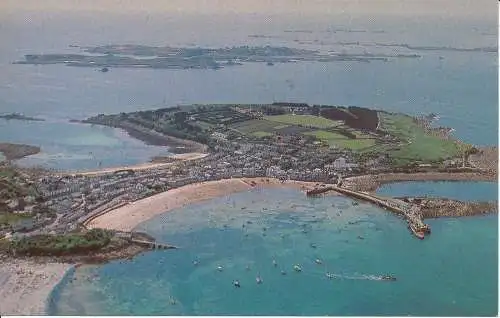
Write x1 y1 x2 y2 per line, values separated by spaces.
115 231 179 249
129 239 178 250
306 185 430 239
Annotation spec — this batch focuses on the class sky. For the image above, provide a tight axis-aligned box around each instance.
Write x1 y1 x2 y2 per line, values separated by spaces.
1 0 497 20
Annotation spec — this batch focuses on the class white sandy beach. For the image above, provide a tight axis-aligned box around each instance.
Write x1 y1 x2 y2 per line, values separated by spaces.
86 177 320 232
0 258 72 315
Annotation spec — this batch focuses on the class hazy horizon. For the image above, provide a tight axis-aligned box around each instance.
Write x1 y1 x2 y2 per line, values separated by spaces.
2 0 497 21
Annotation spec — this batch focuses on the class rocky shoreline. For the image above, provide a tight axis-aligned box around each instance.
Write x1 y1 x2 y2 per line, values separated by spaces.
398 197 497 219
0 142 41 161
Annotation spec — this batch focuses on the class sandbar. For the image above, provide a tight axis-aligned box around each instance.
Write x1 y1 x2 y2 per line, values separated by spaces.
0 258 72 315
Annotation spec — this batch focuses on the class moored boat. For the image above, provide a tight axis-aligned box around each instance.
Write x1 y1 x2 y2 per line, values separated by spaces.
409 224 425 240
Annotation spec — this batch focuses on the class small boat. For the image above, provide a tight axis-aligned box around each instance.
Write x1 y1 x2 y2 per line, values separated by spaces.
310 243 317 249
100 67 109 72
409 224 425 240
245 265 251 271
233 280 241 287
381 275 396 281
352 201 359 206
315 259 322 265
293 264 302 272
272 259 278 267
256 275 263 284
326 272 334 279
217 265 224 272
357 236 364 240
193 260 199 266
281 270 287 275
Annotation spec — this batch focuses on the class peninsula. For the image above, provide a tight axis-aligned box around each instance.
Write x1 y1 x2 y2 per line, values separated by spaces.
0 142 41 161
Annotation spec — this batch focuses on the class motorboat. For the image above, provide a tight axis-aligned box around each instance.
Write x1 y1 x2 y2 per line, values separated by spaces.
233 280 241 287
293 264 302 272
256 275 263 284
381 275 396 281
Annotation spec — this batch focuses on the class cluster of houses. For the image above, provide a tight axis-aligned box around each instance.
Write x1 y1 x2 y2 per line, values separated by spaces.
1 127 372 237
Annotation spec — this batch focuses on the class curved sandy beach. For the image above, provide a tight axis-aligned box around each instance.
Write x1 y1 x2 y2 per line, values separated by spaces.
85 178 319 232
0 258 72 315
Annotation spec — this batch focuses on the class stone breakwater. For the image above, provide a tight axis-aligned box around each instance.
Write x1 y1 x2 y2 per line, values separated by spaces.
400 197 498 219
343 172 497 192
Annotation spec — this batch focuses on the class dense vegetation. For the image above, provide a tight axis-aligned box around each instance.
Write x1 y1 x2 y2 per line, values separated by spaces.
7 229 114 256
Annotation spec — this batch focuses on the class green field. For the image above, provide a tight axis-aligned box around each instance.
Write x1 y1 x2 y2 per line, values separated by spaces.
379 113 461 165
304 130 376 150
265 114 341 129
252 131 273 138
231 119 286 134
0 212 32 226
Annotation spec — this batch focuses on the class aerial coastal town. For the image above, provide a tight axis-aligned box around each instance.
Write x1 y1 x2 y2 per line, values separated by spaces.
0 102 497 261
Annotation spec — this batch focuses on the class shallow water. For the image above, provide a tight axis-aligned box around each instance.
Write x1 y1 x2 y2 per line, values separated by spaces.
377 181 498 202
51 183 498 316
0 120 172 171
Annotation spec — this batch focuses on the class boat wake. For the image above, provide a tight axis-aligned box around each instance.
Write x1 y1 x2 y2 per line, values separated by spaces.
315 272 395 281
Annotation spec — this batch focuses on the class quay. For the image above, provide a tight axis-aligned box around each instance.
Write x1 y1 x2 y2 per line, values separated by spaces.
115 231 179 250
306 185 430 239
129 239 178 250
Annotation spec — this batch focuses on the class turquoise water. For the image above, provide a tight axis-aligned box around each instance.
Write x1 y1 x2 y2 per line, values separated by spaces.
377 181 498 202
50 182 498 316
0 119 172 171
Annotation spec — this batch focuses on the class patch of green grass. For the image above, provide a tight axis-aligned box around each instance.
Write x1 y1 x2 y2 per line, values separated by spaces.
231 120 286 134
0 212 32 225
378 113 461 165
274 125 289 130
305 130 347 140
252 131 273 138
304 130 376 150
265 114 341 129
8 228 114 256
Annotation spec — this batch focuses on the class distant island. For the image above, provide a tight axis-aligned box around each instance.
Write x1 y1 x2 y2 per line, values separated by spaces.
0 113 45 122
12 44 415 70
